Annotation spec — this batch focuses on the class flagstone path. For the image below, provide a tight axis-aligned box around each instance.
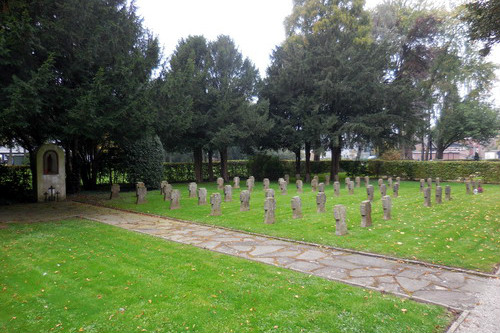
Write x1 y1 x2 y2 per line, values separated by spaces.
1 201 499 332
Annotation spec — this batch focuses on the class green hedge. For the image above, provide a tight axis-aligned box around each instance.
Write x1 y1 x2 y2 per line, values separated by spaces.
163 161 248 183
368 160 500 183
0 165 33 203
163 160 500 184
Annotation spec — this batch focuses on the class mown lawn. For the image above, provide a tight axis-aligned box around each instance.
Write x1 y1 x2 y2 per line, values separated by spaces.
0 219 452 333
101 180 500 272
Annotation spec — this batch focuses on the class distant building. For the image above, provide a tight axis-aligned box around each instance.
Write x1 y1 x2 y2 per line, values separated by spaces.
412 140 487 160
0 145 27 165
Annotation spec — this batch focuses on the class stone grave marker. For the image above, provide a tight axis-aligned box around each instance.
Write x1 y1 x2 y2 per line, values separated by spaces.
263 178 270 190
160 181 168 195
355 177 361 188
435 186 442 204
396 177 401 184
427 178 432 187
198 188 207 205
424 187 431 207
465 181 471 194
264 197 276 224
291 196 302 219
325 174 331 185
334 205 348 236
311 178 318 191
224 185 232 202
360 200 372 227
380 183 387 196
392 183 399 198
265 188 275 198
436 177 440 187
382 195 391 220
345 177 351 189
247 178 254 192
188 182 197 198
136 182 147 204
296 180 303 193
240 190 250 211
420 179 425 192
318 182 325 192
110 184 120 199
348 181 354 195
445 185 451 200
316 192 326 213
163 184 173 201
367 185 374 201
365 176 370 187
284 174 290 184
170 189 181 210
388 177 393 188
295 173 301 181
210 193 222 216
334 181 340 197
378 178 383 187
217 177 224 190
279 179 287 195
233 177 240 189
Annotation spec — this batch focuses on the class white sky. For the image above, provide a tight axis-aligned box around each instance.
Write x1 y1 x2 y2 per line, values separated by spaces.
135 0 500 106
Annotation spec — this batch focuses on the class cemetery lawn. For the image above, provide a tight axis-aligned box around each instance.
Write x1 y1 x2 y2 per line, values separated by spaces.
101 180 500 273
0 219 452 333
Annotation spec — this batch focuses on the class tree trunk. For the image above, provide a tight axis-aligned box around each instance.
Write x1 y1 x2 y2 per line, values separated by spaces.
330 140 341 180
294 148 301 175
356 145 363 161
427 133 432 160
219 146 228 182
193 146 203 183
208 149 214 182
305 141 311 181
65 140 81 194
313 149 320 162
436 139 445 160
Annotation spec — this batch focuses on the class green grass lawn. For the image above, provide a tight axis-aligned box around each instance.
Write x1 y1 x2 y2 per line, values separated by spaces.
100 180 500 273
0 219 452 333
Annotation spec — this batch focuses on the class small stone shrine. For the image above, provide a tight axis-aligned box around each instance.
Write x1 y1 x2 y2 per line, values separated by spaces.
36 144 66 202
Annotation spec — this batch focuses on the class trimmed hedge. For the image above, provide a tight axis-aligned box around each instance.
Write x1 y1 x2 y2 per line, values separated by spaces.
0 165 33 203
163 160 500 184
163 161 248 183
369 160 500 183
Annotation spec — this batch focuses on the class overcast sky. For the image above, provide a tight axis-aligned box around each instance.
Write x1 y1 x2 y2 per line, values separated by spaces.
135 0 499 105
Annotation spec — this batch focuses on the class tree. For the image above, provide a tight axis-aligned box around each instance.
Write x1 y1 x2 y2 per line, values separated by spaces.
464 0 500 55
284 0 390 178
1 0 160 194
207 35 269 181
156 35 211 183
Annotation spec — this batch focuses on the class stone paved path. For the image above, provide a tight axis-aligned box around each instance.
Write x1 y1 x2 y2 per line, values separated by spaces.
1 201 499 332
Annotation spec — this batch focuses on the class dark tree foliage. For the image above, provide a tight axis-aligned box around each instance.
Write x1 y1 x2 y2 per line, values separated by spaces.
0 0 160 194
122 135 165 189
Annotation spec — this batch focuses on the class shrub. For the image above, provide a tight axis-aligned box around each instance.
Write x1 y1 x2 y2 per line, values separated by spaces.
247 154 284 181
0 165 32 204
123 135 165 189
